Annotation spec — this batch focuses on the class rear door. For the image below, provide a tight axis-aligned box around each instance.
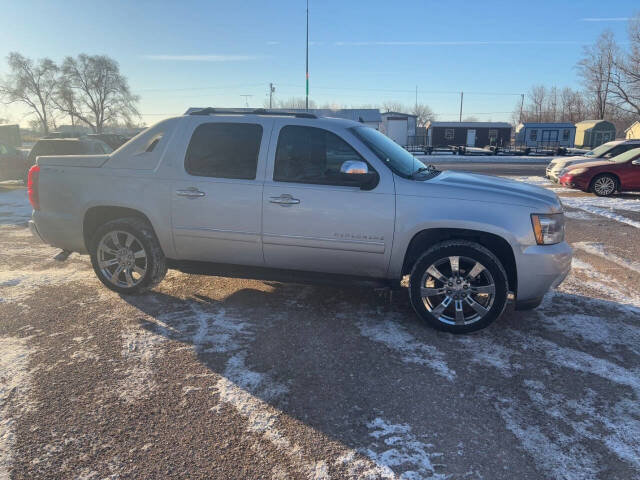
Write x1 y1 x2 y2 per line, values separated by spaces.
171 119 271 265
261 123 395 278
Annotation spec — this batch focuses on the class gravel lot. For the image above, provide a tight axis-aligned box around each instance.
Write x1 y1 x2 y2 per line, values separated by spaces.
1 170 640 479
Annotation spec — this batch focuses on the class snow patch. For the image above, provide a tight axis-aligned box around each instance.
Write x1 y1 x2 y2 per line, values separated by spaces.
561 197 640 229
0 337 32 479
357 319 455 380
0 189 31 226
563 209 596 220
573 242 640 275
362 417 446 480
118 328 165 403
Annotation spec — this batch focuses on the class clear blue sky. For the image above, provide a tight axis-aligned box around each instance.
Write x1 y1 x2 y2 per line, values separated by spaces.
0 0 637 126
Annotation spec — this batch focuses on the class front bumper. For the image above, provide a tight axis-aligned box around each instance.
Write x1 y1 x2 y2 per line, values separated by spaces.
546 167 561 182
516 241 572 305
559 174 589 191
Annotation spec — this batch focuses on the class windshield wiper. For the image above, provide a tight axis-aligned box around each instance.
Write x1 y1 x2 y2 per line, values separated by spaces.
411 164 439 178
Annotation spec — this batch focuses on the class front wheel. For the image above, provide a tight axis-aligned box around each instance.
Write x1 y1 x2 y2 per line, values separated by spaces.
90 217 167 294
591 174 617 197
408 241 509 333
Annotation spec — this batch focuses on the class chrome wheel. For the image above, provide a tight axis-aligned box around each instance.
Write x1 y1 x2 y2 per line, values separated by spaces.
593 176 616 196
96 230 148 288
420 256 495 326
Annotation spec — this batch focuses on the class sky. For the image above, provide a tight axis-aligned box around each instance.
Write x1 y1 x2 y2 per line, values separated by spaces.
0 0 638 127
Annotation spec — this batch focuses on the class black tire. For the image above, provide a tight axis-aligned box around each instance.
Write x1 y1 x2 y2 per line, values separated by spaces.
408 240 509 333
590 174 618 197
89 217 167 294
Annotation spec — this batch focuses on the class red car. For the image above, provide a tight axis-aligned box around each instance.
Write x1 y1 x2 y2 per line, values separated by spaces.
559 147 640 196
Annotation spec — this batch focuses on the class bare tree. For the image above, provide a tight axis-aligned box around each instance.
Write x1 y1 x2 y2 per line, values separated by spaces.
58 54 139 133
411 103 435 126
0 52 59 134
528 85 547 122
609 14 640 116
267 97 317 109
578 30 616 119
381 101 407 113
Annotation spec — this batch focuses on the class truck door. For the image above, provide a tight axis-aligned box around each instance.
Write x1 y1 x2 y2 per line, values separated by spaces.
261 124 395 278
170 119 270 265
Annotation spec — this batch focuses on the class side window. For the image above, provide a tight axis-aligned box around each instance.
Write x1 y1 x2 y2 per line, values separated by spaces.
185 123 262 179
274 125 368 186
606 146 625 157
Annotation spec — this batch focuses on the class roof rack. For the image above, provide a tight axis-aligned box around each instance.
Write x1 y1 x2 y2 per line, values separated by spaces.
189 108 317 119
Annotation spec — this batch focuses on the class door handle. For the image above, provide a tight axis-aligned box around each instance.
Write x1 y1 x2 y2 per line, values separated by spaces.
176 188 206 198
269 194 300 205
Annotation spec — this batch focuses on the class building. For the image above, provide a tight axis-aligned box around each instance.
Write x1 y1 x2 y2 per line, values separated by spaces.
574 120 616 149
184 107 382 130
624 121 640 140
425 121 512 148
515 122 576 148
380 112 417 146
0 124 21 147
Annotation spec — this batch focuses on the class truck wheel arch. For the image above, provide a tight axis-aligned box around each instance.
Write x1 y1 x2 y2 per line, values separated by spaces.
401 228 517 294
83 206 159 252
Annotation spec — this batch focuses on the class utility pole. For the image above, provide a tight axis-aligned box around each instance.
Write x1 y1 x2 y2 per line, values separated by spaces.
459 91 464 122
305 0 309 111
240 94 253 107
269 83 275 109
519 93 524 123
415 85 418 114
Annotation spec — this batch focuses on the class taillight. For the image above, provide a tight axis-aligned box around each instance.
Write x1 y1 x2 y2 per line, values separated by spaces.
27 165 40 210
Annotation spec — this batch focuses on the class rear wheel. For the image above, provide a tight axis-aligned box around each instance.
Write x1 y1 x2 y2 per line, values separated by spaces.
90 217 167 294
591 174 617 197
408 240 508 333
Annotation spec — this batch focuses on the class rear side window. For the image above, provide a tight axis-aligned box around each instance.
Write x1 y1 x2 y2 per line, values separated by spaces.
185 123 262 179
274 125 366 185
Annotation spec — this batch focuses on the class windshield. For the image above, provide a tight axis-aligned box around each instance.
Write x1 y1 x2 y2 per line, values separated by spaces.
612 147 640 163
350 126 428 178
585 142 618 157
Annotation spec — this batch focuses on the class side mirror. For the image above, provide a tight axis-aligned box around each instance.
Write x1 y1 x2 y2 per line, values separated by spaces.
604 153 613 158
632 159 640 166
340 160 379 190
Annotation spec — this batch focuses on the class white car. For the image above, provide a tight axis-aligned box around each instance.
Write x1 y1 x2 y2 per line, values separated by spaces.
546 140 640 182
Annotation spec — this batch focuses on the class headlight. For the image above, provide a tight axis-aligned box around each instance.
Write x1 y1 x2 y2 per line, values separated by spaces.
531 213 565 245
565 167 587 176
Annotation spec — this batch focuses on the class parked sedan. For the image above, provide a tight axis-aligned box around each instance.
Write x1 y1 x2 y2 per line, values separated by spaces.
559 147 640 196
546 139 640 182
0 141 30 182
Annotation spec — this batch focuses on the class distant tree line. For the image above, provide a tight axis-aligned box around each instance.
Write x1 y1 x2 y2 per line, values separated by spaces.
0 52 139 134
516 13 640 133
266 97 436 128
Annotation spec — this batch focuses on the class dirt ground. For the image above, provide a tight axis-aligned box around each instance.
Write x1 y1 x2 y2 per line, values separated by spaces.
1 173 639 479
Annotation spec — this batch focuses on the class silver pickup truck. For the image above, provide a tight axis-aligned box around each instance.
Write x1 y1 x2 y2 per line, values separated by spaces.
28 109 571 333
